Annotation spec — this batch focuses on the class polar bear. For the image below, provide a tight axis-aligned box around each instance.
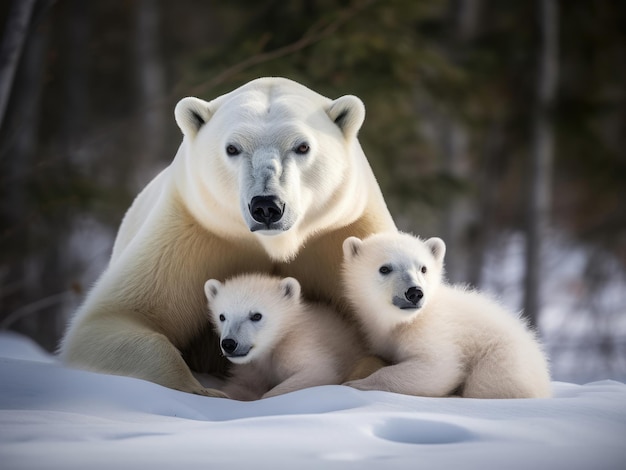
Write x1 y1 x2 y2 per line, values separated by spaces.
341 232 552 399
59 77 395 395
204 273 365 400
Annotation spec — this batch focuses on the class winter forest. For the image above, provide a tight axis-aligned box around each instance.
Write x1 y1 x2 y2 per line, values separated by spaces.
0 0 624 383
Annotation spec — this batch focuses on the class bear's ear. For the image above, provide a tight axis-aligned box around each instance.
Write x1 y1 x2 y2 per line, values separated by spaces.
279 277 301 300
327 95 365 140
204 279 222 302
425 237 446 264
342 236 363 260
175 97 214 138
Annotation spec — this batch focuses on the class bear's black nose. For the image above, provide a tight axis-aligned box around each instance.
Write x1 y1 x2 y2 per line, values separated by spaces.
405 286 424 305
221 338 238 354
249 196 284 225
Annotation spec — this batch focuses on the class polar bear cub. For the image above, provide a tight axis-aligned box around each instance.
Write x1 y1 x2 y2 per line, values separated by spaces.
204 273 365 400
341 232 552 399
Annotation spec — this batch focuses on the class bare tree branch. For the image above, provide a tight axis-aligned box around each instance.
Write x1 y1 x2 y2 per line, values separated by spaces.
0 292 70 330
186 0 379 96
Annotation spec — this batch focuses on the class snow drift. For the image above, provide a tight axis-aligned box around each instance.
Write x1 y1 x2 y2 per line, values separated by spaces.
0 331 625 469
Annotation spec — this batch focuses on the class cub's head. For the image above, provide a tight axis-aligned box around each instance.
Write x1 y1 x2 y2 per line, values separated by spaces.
175 77 367 261
204 274 302 364
342 232 446 323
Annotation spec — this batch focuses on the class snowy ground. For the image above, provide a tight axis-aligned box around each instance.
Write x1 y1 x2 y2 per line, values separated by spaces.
1 332 625 469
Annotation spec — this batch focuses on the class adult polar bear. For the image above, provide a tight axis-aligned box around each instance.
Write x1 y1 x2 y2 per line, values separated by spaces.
60 77 396 396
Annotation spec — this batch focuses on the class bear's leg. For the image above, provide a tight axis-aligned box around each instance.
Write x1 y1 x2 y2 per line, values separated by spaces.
126 332 228 397
222 373 263 401
344 359 463 397
262 369 340 399
462 350 552 399
345 355 388 381
62 317 227 397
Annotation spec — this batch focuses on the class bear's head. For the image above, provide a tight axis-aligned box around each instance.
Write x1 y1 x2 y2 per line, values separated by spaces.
342 232 446 324
204 274 302 364
174 77 368 261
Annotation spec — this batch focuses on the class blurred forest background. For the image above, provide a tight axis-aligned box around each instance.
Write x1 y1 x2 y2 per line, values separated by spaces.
0 0 624 383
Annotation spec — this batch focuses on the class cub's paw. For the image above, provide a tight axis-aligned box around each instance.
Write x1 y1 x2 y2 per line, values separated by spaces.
194 387 230 399
345 356 387 381
343 379 368 391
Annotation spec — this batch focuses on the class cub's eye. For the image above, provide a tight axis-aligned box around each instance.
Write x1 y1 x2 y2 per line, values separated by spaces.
379 265 392 275
219 314 226 322
421 266 427 274
294 143 310 155
250 312 263 322
225 144 241 156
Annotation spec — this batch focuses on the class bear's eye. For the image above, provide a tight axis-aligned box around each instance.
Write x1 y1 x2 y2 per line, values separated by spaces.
225 144 241 156
379 265 392 275
250 312 263 322
294 143 310 155
219 314 226 322
421 266 427 274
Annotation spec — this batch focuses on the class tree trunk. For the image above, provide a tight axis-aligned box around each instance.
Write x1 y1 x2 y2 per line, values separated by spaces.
0 5 51 347
133 0 166 190
63 0 90 163
0 0 37 132
439 0 482 283
524 0 559 329
467 119 506 288
440 119 471 283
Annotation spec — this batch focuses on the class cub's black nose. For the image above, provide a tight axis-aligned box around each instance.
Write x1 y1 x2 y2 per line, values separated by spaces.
405 286 424 305
221 338 238 354
249 196 284 225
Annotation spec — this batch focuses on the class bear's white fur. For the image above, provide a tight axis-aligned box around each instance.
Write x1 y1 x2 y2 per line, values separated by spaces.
59 77 395 395
204 274 365 400
341 232 552 399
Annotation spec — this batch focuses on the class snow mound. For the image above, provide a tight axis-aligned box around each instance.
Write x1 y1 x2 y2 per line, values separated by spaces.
1 332 625 469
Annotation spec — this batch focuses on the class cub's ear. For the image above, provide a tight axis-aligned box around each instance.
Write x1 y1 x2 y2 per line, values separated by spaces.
425 237 446 264
175 97 214 138
327 95 365 140
280 277 301 300
343 236 363 260
204 279 222 302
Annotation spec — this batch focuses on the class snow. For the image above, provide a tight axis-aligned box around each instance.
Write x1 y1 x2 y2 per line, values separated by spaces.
1 331 625 470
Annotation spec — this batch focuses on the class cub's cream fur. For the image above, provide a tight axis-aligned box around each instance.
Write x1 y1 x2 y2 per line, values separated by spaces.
342 232 552 399
205 274 365 400
59 77 395 395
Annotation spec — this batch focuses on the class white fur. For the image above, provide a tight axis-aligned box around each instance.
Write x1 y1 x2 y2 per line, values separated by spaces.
342 232 552 399
173 78 378 261
204 274 364 401
59 77 396 396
